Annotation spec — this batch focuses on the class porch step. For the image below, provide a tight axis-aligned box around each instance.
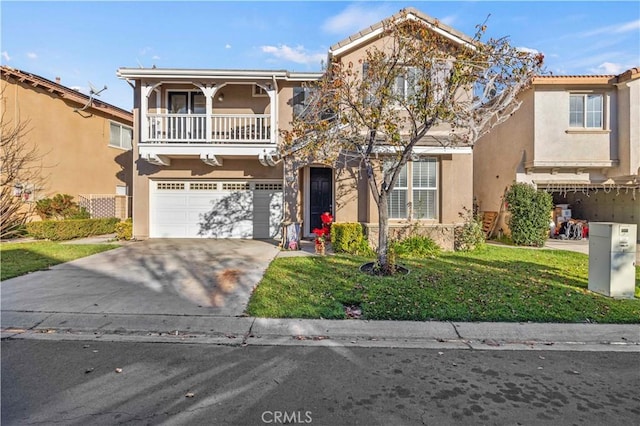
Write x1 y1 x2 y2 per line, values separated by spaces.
481 211 499 239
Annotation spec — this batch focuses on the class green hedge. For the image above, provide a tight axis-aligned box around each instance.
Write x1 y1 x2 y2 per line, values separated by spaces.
505 182 553 247
331 223 374 256
26 217 120 241
115 218 133 240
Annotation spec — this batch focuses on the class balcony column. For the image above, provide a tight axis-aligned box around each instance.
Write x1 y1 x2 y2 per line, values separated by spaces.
267 86 277 143
196 85 217 143
141 85 154 142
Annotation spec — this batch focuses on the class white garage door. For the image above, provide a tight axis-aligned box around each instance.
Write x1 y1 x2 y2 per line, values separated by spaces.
150 181 283 238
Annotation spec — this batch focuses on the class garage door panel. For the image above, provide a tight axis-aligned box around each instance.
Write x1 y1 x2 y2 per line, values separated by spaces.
253 191 283 238
151 181 282 239
155 225 190 238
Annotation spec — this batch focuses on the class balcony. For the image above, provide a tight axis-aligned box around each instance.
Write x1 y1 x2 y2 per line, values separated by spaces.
143 113 273 144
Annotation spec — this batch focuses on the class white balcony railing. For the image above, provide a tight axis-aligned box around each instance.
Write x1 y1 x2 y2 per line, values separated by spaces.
145 113 272 144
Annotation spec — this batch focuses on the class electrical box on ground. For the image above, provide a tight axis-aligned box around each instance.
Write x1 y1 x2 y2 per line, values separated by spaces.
588 223 637 299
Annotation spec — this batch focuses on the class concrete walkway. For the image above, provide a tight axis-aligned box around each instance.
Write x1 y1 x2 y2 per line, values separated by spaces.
1 236 638 351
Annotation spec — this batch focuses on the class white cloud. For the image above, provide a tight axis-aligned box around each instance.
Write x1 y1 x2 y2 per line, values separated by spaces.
152 55 160 60
438 15 458 27
1 51 10 62
27 52 37 59
580 19 640 37
261 44 325 65
614 19 640 33
321 3 397 35
225 44 232 49
591 62 627 75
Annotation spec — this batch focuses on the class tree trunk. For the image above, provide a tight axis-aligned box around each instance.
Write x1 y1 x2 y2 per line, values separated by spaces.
377 192 390 272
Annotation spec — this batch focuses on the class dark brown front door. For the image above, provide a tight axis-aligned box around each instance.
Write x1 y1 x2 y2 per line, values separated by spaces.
309 167 332 232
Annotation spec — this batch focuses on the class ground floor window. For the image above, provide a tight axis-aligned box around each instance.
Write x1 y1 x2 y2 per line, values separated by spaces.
388 158 437 219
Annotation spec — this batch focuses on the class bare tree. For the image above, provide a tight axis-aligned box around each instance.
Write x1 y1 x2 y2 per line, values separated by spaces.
282 10 544 273
1 87 46 238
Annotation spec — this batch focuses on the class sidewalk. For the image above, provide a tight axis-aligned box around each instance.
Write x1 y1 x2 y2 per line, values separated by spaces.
2 235 638 352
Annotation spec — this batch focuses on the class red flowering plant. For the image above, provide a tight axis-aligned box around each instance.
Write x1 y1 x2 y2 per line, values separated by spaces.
312 227 327 245
320 212 333 240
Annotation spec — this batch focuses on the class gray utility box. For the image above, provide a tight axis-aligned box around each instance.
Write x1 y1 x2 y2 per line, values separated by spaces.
588 223 637 299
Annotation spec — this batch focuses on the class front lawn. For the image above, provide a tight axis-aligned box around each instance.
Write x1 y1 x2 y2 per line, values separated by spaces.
0 241 119 281
247 245 640 323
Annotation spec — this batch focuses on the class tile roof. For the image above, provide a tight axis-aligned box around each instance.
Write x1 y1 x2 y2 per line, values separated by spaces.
329 7 474 56
1 65 132 121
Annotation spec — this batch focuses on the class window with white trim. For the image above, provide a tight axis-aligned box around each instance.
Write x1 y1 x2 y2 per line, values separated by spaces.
109 122 133 149
387 158 438 219
569 94 603 128
253 85 268 97
293 86 313 118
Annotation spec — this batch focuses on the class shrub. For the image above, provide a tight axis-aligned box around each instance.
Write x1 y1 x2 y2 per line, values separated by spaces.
115 218 133 240
331 223 374 256
391 235 441 257
26 217 120 241
36 194 89 220
504 183 553 247
454 207 486 251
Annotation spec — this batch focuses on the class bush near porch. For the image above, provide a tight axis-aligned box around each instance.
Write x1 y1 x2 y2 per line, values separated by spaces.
246 245 640 323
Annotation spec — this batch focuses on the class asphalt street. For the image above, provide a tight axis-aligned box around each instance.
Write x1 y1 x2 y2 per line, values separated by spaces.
2 339 639 426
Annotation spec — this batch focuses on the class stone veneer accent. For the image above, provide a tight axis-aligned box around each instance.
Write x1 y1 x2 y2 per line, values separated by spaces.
362 223 456 252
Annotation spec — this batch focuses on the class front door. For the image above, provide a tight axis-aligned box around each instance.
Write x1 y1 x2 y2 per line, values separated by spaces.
309 167 333 232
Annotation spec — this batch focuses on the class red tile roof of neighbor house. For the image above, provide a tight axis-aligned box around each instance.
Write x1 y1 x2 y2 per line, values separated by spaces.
533 67 640 85
0 65 133 123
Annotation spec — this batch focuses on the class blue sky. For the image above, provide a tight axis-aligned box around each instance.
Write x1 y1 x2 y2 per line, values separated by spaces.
2 1 639 111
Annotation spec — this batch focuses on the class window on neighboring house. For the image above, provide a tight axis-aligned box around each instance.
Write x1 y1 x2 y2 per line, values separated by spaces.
387 158 438 219
569 94 603 128
109 122 133 149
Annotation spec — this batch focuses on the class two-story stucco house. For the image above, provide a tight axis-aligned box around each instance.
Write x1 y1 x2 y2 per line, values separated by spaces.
117 8 475 249
1 66 134 220
474 68 639 239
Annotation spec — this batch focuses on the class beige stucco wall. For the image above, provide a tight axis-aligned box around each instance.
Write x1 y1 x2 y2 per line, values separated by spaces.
1 76 132 202
532 86 617 166
613 77 640 178
474 89 535 213
148 83 272 115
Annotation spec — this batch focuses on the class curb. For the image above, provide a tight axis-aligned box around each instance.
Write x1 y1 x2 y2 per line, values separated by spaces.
2 313 638 352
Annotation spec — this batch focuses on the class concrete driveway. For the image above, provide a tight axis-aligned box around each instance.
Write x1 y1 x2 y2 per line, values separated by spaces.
1 239 280 320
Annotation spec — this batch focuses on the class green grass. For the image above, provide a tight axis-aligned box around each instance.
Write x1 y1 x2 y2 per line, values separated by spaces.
0 241 119 280
247 245 640 323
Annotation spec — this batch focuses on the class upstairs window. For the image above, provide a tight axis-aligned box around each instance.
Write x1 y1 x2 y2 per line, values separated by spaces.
569 94 603 128
253 85 268 97
364 60 451 105
293 86 331 120
110 122 133 149
293 87 312 118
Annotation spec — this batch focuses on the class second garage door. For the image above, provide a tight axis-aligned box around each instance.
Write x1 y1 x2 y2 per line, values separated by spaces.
150 181 283 238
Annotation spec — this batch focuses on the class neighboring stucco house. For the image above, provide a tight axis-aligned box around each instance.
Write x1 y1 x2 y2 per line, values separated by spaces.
117 8 475 249
474 68 640 239
1 66 134 219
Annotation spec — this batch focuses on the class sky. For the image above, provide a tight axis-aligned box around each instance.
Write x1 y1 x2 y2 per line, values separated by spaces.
2 1 639 111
